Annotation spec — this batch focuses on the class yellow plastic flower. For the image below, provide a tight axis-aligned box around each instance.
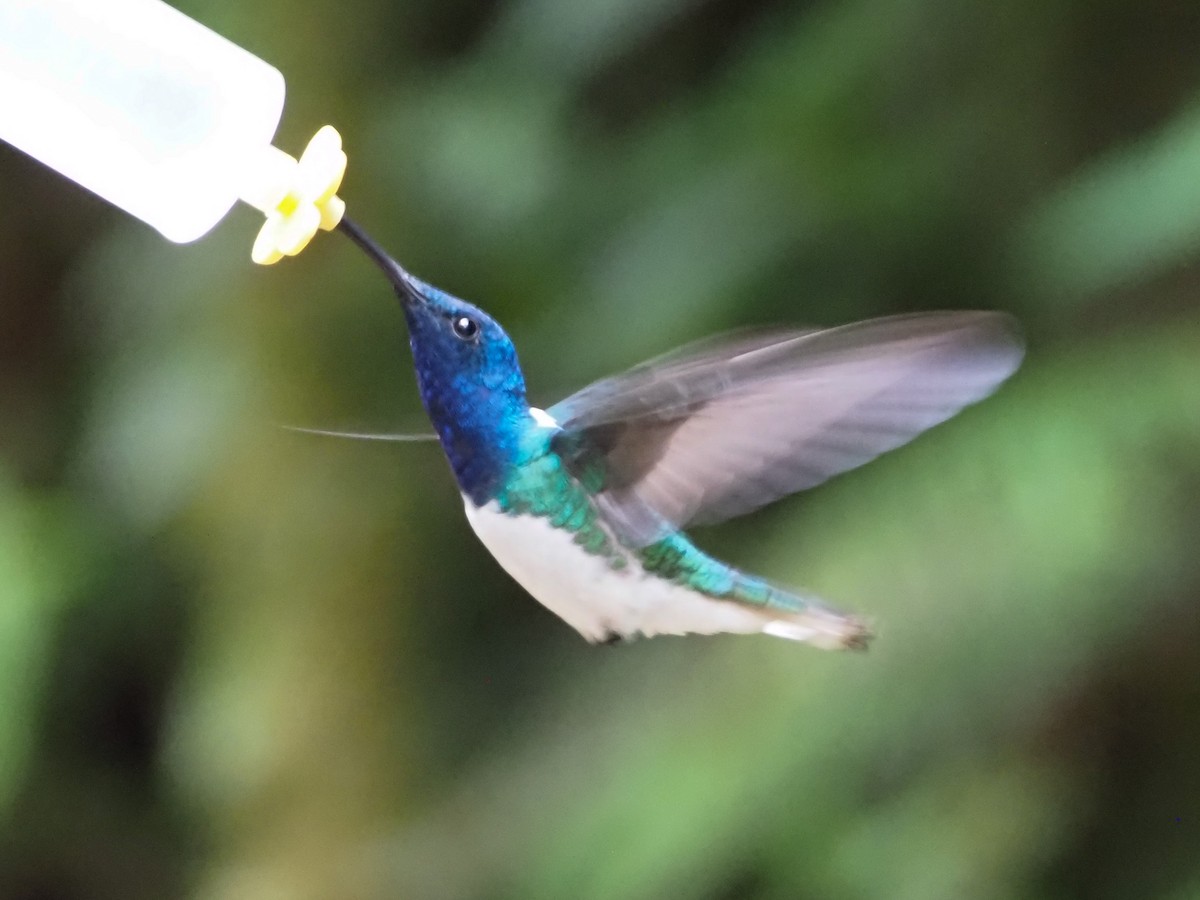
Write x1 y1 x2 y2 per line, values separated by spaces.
249 126 347 265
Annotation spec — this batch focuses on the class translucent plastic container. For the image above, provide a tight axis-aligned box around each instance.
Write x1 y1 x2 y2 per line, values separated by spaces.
0 0 286 242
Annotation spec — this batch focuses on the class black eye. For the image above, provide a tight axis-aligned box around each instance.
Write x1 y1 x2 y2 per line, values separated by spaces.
451 315 479 341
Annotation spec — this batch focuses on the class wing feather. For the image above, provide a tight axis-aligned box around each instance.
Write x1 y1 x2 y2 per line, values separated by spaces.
548 312 1023 545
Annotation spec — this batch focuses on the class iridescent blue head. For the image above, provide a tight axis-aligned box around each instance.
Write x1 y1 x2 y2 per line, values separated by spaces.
339 220 530 504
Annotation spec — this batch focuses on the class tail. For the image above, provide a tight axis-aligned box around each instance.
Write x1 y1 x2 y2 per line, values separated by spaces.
734 576 874 651
761 609 873 650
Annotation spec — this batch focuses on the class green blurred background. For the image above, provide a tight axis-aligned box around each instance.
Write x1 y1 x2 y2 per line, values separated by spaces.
2 0 1199 897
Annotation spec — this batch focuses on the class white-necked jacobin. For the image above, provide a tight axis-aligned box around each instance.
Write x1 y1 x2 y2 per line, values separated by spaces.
336 219 1023 649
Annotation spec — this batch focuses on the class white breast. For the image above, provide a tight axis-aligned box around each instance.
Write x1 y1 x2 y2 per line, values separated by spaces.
462 498 809 642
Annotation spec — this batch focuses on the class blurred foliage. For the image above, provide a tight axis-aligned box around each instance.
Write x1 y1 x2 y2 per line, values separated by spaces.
1 0 1200 898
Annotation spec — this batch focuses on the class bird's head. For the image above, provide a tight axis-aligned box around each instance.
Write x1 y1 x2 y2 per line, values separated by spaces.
341 221 529 503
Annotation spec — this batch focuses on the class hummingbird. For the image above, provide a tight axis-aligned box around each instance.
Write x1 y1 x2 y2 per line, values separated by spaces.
334 219 1023 649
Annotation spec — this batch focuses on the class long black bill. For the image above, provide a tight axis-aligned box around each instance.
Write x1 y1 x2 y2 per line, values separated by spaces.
337 217 422 305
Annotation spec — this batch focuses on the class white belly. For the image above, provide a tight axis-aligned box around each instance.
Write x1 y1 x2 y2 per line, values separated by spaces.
462 498 797 642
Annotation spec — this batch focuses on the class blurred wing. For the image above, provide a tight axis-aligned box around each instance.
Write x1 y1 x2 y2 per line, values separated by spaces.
281 425 438 442
548 312 1023 545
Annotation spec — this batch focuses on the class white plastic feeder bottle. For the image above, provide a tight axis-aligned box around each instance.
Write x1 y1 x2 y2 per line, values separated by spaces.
0 0 347 263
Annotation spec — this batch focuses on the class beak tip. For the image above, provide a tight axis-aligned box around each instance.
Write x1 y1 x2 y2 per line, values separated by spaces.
338 217 420 305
